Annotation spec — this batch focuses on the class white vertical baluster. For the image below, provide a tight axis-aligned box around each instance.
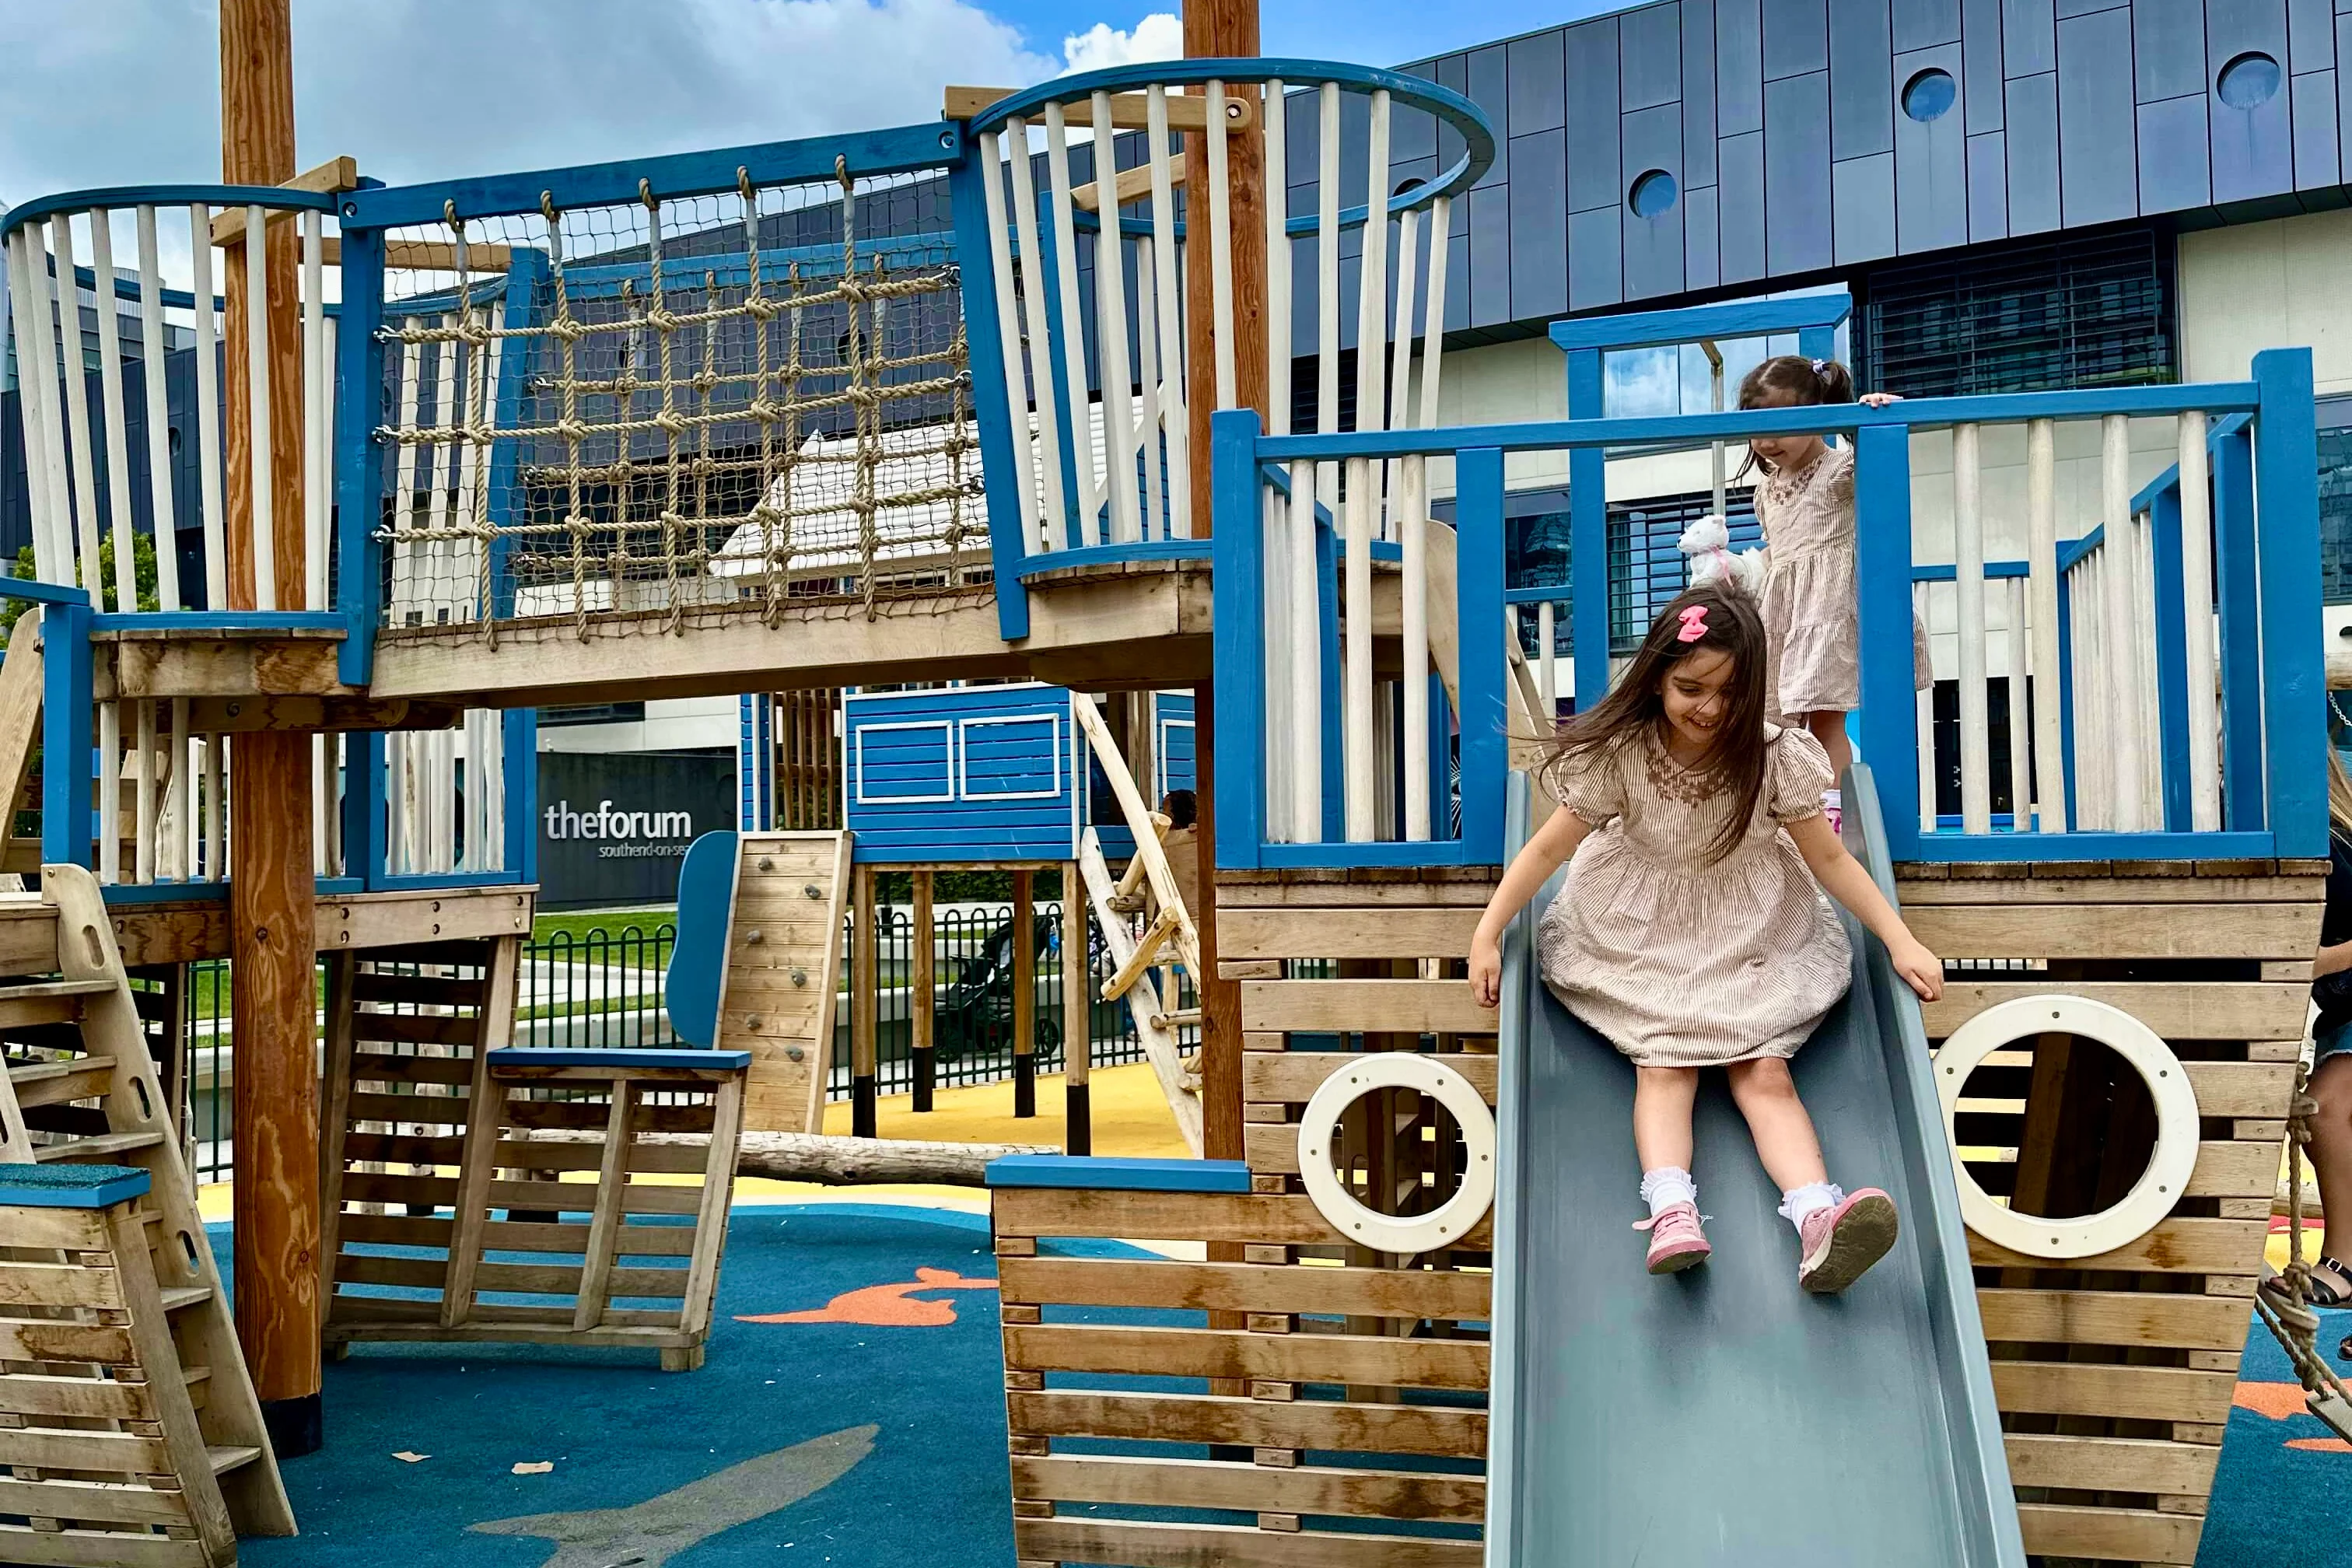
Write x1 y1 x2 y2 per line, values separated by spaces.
1206 80 1237 410
1314 82 1340 520
205 733 226 880
1416 198 1452 429
2025 418 2065 832
385 733 408 875
1353 91 1392 537
53 217 107 596
135 208 182 614
1145 86 1190 536
1288 458 1321 842
1385 206 1420 542
2007 578 2032 830
1391 205 1429 840
313 733 330 877
1088 92 1141 544
244 205 275 611
1538 603 1558 720
483 712 506 872
302 208 327 611
2177 411 2220 831
1343 474 1374 841
98 701 121 884
134 700 156 885
1412 196 1451 821
90 212 139 614
2098 415 2137 830
977 131 1045 557
1002 120 1069 550
190 206 227 610
2134 505 2164 828
2081 552 2112 831
1915 581 1937 833
9 233 70 582
1041 102 1100 542
1133 236 1165 535
1953 423 1990 834
1262 79 1291 439
170 698 192 880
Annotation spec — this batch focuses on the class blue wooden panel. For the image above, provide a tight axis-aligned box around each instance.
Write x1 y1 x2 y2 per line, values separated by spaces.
488 1047 753 1072
1509 28 1567 135
0 1164 149 1209
2005 73 2063 229
2253 348 2328 858
1512 129 1570 320
1719 130 1769 279
985 1155 1255 1192
1900 0 1966 49
2137 0 2210 97
1964 0 2009 130
1569 19 1626 210
1685 0 1722 183
2210 0 2296 203
1685 183 1723 286
2060 8 2144 222
666 831 738 1050
1470 46 1512 188
960 716 1063 800
2292 0 2338 66
1570 204 1627 309
1470 185 1514 327
1832 0 1898 157
1720 0 1767 133
1157 696 1199 796
2294 68 2342 183
2004 0 2058 72
2140 93 2217 208
1896 43 1972 250
1765 72 1835 273
1835 152 1899 261
1968 129 2013 235
853 720 954 803
845 686 1079 864
1624 3 1685 109
1622 104 1688 297
1765 0 1831 77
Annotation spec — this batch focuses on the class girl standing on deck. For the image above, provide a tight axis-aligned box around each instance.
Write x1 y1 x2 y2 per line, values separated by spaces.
1466 582 1944 1291
1740 355 1933 828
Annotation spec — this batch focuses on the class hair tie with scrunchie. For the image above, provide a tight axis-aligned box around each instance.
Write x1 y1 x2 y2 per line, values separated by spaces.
1810 357 1827 374
1676 604 1710 642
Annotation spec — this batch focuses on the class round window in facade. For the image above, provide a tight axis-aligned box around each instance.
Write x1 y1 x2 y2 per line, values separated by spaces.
1628 169 1678 219
2217 51 2281 109
1902 68 1957 122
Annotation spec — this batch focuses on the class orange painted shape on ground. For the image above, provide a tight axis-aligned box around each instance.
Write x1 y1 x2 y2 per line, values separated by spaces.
2235 1381 2312 1422
2287 1437 2352 1453
736 1267 1000 1328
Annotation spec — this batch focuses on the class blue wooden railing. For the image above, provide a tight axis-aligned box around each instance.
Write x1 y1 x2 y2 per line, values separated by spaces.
1212 348 2325 870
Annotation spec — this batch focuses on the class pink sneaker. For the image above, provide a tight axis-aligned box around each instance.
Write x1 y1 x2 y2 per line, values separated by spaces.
1635 1201 1712 1275
1798 1188 1899 1293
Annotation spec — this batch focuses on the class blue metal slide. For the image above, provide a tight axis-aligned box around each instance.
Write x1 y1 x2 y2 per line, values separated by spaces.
1483 766 2027 1566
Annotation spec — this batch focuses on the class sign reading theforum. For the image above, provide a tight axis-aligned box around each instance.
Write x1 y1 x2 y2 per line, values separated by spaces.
537 751 732 911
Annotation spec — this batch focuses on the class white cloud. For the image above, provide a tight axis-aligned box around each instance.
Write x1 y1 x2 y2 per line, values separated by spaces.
1059 12 1182 74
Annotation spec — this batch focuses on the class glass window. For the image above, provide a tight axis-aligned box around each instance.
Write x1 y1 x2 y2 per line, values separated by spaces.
2319 422 2352 606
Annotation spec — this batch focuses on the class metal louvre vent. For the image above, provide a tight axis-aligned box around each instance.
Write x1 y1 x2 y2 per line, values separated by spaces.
1862 227 2175 398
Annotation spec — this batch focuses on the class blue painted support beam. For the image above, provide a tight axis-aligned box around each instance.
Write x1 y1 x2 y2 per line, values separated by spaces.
2213 421 2266 832
1566 349 1609 710
2056 576 2080 832
345 733 387 892
334 226 388 688
947 136 1031 642
1456 448 1508 866
985 1154 1255 1192
0 579 93 607
2149 486 2193 833
2252 348 2326 859
505 708 540 884
1209 411 1265 871
1545 292 1852 354
40 600 93 870
1853 426 1921 863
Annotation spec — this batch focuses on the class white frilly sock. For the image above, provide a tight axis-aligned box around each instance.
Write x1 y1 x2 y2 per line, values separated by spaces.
1778 1181 1845 1236
1640 1167 1699 1218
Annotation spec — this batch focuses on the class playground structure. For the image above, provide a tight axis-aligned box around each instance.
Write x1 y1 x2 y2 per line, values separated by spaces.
0 0 2340 1561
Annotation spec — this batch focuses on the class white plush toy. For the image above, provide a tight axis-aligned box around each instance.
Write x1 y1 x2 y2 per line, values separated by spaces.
1676 515 1766 597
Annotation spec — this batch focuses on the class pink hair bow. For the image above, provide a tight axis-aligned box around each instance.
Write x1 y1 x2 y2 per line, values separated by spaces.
1676 604 1709 642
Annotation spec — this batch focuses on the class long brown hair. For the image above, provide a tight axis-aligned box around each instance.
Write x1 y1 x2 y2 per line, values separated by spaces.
1735 354 1857 481
1540 584 1771 863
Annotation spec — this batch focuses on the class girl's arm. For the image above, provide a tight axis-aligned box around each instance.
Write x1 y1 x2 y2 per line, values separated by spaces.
2316 940 2352 980
1468 805 1593 1007
1783 813 1944 1001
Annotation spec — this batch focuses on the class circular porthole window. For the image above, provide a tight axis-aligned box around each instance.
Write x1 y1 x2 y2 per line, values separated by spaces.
1628 169 1677 219
1295 1054 1496 1257
2217 51 2282 110
1902 68 1958 122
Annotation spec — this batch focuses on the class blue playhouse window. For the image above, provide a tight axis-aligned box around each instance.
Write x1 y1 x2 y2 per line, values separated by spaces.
958 715 1064 801
854 720 955 804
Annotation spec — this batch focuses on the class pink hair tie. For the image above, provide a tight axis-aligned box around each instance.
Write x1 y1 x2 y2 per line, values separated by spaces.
1676 604 1709 642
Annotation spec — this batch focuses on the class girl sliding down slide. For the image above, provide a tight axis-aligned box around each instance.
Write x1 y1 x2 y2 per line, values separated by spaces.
1467 579 1944 1293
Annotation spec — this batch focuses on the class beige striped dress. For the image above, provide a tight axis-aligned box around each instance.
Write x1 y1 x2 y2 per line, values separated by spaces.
1536 723 1852 1068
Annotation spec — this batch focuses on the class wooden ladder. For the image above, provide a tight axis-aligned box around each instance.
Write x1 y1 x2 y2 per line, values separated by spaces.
0 863 296 1558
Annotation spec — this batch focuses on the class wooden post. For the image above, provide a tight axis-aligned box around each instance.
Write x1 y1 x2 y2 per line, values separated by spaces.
1012 869 1037 1119
851 863 878 1137
912 869 936 1112
222 0 321 1458
1062 863 1091 1155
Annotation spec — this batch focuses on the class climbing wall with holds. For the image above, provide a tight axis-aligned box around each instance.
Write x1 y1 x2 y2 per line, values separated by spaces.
697 831 854 1132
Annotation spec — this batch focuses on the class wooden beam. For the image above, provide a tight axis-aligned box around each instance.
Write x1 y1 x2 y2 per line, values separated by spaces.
942 86 1253 132
205 155 360 245
1071 159 1188 214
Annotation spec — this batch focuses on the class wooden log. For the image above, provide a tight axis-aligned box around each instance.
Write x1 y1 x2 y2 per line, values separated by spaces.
502 1129 1052 1185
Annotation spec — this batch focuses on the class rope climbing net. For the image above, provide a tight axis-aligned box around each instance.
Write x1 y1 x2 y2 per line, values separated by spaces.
370 161 985 639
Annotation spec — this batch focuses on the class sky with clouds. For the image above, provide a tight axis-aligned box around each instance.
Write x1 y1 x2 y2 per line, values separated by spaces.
0 0 1593 211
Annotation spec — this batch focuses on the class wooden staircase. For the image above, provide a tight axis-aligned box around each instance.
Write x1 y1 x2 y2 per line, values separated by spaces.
0 864 296 1562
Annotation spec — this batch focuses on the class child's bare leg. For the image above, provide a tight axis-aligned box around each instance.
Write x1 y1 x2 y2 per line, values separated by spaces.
1803 709 1853 779
1633 1067 1700 1172
1724 1057 1828 1191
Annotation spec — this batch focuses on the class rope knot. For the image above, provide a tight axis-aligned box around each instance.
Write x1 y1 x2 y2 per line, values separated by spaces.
654 411 690 435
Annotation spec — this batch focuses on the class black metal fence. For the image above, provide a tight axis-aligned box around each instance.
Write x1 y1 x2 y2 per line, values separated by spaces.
183 902 1167 1184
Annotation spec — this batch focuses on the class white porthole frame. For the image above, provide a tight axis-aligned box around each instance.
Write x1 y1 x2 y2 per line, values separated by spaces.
1296 1054 1497 1257
1935 994 2200 1261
